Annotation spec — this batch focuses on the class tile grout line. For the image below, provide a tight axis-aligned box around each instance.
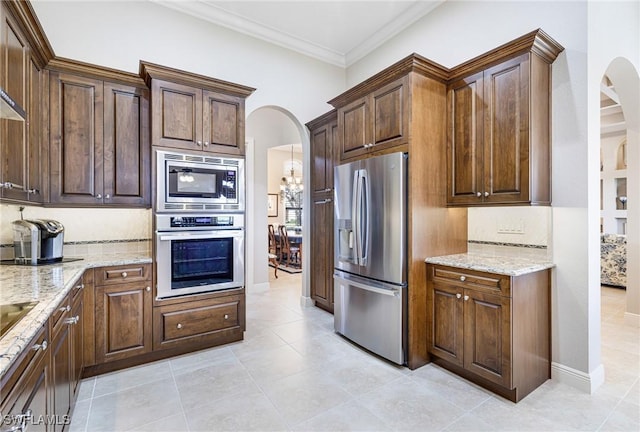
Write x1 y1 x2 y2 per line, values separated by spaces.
169 359 192 432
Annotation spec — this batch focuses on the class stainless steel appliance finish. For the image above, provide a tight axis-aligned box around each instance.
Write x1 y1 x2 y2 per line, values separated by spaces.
333 152 407 365
12 219 64 265
155 149 245 213
155 214 244 299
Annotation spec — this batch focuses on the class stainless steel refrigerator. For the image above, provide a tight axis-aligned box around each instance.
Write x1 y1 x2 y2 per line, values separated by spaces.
333 151 407 365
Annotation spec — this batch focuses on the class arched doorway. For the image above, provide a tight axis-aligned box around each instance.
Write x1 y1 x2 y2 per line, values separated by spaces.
600 58 640 325
245 106 312 305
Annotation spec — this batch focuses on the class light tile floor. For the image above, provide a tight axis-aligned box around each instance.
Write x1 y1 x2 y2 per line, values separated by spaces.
69 276 639 432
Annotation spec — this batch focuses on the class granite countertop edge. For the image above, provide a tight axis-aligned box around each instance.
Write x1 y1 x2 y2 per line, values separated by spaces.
0 254 152 378
424 253 555 277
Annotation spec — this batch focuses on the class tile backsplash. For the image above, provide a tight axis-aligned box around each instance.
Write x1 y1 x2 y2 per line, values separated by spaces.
0 204 152 259
467 206 551 247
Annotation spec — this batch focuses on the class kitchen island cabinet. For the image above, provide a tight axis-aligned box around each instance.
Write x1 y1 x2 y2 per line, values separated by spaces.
426 254 553 402
139 61 255 156
48 59 150 207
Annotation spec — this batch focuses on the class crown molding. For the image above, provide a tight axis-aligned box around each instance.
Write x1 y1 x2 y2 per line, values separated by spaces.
150 0 346 67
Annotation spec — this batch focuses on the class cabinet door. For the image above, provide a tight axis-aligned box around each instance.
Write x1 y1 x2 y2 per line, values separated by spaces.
70 290 84 398
428 282 464 367
27 57 44 203
310 121 335 194
202 90 244 155
483 54 530 204
51 324 71 431
447 71 484 205
49 73 104 204
310 195 334 312
338 95 369 160
0 8 29 201
371 77 408 150
463 289 511 388
103 82 150 206
96 281 152 363
151 79 202 151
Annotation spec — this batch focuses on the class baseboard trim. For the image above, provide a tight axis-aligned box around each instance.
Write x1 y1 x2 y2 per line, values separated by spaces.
624 312 640 327
300 295 314 307
551 361 605 394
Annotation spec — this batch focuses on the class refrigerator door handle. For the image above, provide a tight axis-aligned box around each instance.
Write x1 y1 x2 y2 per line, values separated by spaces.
359 168 370 266
351 169 361 265
334 273 400 297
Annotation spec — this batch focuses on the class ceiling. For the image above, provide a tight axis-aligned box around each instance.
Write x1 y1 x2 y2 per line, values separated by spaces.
150 0 444 67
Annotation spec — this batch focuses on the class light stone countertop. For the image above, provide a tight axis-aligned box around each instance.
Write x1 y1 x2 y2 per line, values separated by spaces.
425 243 555 276
0 253 152 377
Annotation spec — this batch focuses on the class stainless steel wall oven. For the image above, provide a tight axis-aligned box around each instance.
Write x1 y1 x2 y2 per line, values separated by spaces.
155 214 244 299
155 149 245 213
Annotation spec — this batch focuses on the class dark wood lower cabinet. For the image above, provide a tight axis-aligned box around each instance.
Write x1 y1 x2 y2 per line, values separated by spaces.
153 294 245 351
51 320 71 432
310 194 334 313
427 264 550 402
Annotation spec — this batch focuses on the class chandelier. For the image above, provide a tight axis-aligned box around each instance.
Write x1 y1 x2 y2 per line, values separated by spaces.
280 144 303 206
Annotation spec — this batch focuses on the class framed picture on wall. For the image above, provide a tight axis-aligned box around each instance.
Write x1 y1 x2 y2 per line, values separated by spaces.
268 194 278 217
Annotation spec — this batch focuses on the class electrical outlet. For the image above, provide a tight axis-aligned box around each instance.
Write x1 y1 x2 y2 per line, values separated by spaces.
497 220 525 234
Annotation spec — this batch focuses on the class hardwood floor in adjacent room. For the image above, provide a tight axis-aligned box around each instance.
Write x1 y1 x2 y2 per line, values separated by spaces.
69 276 639 431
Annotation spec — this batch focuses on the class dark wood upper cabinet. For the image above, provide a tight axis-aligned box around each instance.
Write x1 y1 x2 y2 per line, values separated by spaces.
48 59 150 207
0 1 52 205
140 62 254 156
335 76 408 161
446 30 563 206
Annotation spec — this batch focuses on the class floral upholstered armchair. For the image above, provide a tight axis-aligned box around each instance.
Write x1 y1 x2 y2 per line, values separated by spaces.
601 233 627 287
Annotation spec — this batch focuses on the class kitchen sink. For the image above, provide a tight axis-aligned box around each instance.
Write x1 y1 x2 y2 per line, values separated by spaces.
0 301 38 338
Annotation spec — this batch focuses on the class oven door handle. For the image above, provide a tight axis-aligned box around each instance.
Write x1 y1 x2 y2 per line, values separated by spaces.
158 231 243 241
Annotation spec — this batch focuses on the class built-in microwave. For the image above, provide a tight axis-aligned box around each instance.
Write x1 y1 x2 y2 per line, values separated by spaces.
155 149 245 212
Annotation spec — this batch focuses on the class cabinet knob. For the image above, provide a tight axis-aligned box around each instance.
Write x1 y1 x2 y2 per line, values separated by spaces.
65 316 79 325
456 293 462 299
146 286 151 292
459 276 466 281
484 191 490 197
224 314 229 320
204 142 209 147
476 192 482 197
32 340 48 352
96 193 102 199
121 272 128 278
196 141 202 146
59 305 71 313
1 181 14 189
464 295 470 301
75 283 84 291
177 323 183 329
105 194 111 199
27 188 39 194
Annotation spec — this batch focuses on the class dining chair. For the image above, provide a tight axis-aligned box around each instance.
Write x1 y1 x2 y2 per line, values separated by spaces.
279 225 300 268
268 224 280 259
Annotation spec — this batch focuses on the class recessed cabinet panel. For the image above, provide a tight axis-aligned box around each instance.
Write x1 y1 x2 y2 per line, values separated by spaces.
448 72 483 203
310 195 334 312
204 94 240 149
341 99 368 155
161 89 196 142
311 127 329 194
103 83 150 205
485 58 528 200
431 284 464 366
373 83 403 145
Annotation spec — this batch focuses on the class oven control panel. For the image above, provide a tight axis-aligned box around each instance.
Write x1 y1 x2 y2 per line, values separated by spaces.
156 214 244 231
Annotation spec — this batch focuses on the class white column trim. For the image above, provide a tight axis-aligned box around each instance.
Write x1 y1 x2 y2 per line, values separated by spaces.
551 361 605 394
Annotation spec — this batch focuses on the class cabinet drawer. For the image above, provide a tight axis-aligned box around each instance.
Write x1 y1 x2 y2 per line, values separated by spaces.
153 295 244 350
51 296 71 335
431 266 510 297
95 264 151 285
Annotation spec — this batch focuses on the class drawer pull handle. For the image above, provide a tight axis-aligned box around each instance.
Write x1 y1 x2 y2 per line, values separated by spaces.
121 272 128 278
59 305 71 313
456 293 462 299
476 192 482 197
75 283 84 290
146 286 151 292
177 323 183 329
224 314 229 320
459 276 466 282
65 316 79 325
464 295 470 301
32 340 48 352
